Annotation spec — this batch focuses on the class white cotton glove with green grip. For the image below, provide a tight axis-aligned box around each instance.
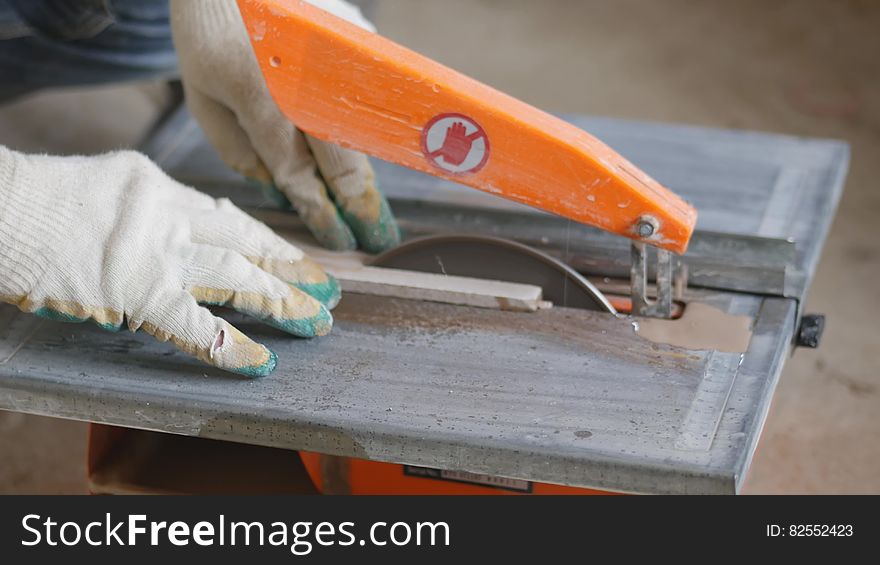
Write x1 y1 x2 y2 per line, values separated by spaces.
170 0 400 254
0 146 340 377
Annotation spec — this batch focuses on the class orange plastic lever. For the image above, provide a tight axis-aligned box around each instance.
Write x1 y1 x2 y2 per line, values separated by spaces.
237 0 697 253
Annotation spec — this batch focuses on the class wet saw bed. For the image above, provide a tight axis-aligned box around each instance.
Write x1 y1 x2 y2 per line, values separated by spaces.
0 111 847 495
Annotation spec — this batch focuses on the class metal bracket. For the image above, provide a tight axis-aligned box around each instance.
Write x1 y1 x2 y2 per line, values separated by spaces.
795 314 825 348
630 242 674 318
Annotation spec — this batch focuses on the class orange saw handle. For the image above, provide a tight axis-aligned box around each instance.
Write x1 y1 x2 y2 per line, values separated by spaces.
237 0 697 253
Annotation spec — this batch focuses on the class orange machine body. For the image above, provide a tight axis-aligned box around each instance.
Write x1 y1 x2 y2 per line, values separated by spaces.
236 0 697 253
299 451 617 495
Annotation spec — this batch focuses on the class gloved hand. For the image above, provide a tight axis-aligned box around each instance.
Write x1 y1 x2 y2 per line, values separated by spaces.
170 0 400 254
0 146 340 377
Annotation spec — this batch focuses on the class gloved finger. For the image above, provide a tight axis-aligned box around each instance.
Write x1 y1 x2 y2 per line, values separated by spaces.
306 136 400 254
131 286 277 378
183 85 273 187
308 0 377 31
235 97 359 252
12 295 124 332
184 243 333 338
188 198 341 309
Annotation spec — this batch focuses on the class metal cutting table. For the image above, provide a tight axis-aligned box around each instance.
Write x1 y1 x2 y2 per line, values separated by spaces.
0 109 847 494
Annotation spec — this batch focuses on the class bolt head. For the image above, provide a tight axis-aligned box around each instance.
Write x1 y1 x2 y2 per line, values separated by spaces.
637 220 655 238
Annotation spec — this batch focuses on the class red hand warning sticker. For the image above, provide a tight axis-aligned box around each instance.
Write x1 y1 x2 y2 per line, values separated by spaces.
421 113 490 174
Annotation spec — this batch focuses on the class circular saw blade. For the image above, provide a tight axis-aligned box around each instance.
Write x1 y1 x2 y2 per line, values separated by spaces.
370 234 616 313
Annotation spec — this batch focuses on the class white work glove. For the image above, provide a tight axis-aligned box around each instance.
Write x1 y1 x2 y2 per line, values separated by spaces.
0 146 341 377
170 0 400 253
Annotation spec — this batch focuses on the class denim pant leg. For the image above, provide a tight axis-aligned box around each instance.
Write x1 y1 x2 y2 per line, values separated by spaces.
0 0 178 104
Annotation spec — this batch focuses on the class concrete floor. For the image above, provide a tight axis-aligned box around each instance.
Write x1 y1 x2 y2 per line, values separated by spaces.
0 0 877 493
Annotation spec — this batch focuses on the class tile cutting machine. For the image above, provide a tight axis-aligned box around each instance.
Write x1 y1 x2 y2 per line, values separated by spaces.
0 0 847 494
